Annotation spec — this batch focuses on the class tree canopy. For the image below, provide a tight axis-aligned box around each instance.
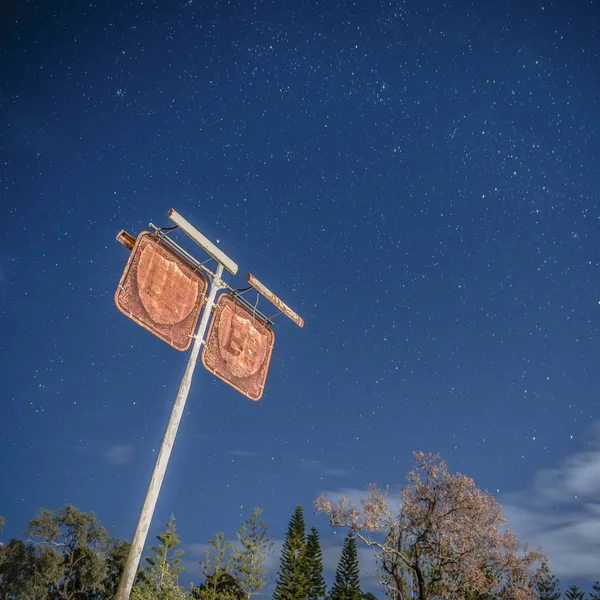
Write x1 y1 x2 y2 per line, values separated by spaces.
316 452 544 600
8 454 600 600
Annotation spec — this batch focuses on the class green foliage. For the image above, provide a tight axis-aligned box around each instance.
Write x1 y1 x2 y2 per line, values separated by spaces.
101 538 131 599
191 532 241 600
132 514 186 600
305 527 326 600
231 507 274 599
0 539 46 599
190 571 244 600
534 562 561 600
564 585 586 600
273 505 308 600
25 504 110 600
329 532 361 600
0 512 127 600
460 589 495 600
590 581 600 600
15 499 600 600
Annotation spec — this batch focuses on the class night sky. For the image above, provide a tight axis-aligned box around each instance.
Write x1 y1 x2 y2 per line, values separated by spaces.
2 0 600 592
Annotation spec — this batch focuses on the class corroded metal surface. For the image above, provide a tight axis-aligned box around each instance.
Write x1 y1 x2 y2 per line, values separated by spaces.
116 230 136 251
202 294 274 401
115 231 207 351
246 273 304 328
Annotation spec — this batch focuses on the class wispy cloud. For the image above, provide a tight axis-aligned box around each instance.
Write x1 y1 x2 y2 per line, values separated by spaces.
184 542 212 558
179 543 210 580
105 444 135 464
229 450 259 457
324 468 350 477
299 458 322 469
500 432 600 579
299 458 349 478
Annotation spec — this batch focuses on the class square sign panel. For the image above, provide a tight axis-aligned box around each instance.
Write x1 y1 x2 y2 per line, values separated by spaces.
202 294 274 401
115 231 208 351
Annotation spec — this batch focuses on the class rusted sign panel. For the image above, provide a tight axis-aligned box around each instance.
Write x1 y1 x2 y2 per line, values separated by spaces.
115 232 208 351
202 294 274 401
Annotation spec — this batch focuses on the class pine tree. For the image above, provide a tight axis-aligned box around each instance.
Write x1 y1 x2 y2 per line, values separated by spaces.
273 505 308 600
329 532 361 600
190 572 243 600
534 562 561 600
564 585 585 600
191 532 242 600
305 527 326 600
132 514 186 600
590 581 600 600
231 507 274 600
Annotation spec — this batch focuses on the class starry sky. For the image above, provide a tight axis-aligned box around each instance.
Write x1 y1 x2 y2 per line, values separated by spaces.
2 0 600 592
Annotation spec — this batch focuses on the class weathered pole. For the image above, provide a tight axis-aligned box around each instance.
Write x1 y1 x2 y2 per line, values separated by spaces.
114 263 225 600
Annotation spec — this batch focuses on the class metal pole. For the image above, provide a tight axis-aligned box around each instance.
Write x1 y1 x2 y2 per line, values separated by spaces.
115 263 225 600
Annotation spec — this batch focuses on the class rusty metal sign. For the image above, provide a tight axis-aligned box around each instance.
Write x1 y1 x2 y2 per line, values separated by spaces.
202 294 274 401
115 231 208 351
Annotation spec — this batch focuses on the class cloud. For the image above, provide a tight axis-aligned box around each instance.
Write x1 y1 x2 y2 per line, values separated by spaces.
105 444 135 464
501 442 600 579
299 459 350 478
184 542 212 558
179 543 211 579
299 458 322 469
229 450 259 457
323 468 350 477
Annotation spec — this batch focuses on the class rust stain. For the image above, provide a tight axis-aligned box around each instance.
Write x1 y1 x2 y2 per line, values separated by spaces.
246 273 304 328
114 231 207 351
116 230 136 251
202 294 274 401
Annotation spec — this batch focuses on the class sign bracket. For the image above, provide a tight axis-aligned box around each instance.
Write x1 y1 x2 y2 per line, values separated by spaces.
246 273 304 328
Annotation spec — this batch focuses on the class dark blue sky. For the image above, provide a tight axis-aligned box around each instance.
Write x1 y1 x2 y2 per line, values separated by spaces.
2 0 600 591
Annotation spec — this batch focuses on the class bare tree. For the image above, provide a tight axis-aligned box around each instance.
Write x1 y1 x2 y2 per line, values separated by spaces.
315 452 544 600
